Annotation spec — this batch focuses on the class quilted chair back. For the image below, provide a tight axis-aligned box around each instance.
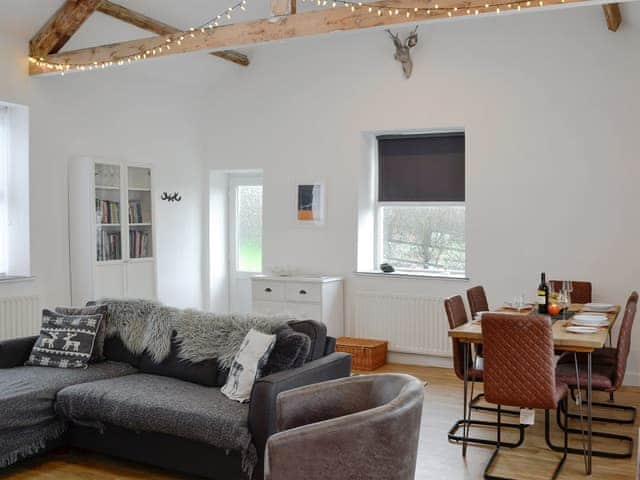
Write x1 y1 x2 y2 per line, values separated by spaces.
444 296 471 381
467 286 489 317
549 280 592 304
614 292 638 389
482 314 558 410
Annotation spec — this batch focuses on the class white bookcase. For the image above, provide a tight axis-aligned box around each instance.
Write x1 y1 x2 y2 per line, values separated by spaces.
69 157 157 305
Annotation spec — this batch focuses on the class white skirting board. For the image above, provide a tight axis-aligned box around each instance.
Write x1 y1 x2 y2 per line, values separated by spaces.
0 295 41 339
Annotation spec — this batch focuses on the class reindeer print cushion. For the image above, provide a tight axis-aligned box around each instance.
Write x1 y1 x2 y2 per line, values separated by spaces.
25 310 102 369
221 328 276 403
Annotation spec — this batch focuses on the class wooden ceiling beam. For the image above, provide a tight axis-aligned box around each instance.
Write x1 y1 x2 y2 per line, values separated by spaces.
602 3 621 31
30 0 597 76
96 0 249 66
30 0 104 57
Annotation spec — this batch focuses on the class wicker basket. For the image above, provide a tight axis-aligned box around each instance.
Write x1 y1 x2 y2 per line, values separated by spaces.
336 337 388 371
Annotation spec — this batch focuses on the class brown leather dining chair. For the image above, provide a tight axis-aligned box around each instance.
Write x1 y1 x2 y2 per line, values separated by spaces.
467 285 489 318
482 313 572 480
553 291 638 459
444 296 524 449
465 286 494 413
263 374 424 480
549 280 592 304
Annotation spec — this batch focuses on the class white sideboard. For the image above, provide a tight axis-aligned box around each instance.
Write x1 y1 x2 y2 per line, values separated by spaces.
251 275 344 337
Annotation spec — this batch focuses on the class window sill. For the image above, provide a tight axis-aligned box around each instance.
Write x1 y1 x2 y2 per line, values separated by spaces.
0 275 36 284
355 270 469 281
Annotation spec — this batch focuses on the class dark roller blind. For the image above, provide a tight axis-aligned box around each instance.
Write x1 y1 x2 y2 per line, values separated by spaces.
378 133 465 202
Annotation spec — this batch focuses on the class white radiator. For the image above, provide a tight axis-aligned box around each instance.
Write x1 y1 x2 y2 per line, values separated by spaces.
0 296 41 340
355 292 451 357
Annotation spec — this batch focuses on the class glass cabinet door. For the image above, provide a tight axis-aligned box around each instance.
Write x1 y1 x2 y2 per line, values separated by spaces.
127 166 153 259
95 163 122 261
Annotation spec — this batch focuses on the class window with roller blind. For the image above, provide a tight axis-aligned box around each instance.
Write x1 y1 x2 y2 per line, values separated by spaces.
375 132 466 277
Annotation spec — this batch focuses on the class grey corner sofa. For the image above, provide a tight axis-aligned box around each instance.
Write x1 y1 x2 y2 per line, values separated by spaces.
0 320 352 480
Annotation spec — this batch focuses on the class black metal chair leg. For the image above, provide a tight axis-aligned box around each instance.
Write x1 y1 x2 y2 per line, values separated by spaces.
485 404 567 480
470 393 520 417
552 402 634 459
448 418 526 448
568 388 636 425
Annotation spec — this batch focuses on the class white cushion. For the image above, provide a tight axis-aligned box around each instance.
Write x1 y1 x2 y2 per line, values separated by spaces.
222 328 276 402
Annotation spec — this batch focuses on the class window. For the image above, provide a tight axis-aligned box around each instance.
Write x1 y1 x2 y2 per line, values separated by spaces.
375 133 466 277
229 175 263 274
235 184 263 272
0 102 30 279
0 106 7 275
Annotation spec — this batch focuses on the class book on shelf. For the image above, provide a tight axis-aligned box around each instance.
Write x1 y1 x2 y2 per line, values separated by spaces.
128 200 144 224
96 199 120 224
97 230 121 261
129 230 151 258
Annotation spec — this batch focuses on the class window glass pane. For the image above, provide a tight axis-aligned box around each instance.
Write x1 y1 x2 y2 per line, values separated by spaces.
381 205 465 276
237 185 263 272
0 107 7 274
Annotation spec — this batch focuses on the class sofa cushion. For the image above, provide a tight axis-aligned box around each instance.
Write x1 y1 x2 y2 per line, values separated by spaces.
0 361 137 466
262 327 311 377
288 320 327 361
55 374 255 467
26 310 103 369
56 305 108 362
103 335 141 367
139 336 219 387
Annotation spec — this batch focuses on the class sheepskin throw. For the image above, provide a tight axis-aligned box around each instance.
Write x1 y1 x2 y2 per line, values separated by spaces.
99 298 289 368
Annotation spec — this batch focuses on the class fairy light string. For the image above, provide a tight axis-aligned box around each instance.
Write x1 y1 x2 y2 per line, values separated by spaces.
30 0 563 75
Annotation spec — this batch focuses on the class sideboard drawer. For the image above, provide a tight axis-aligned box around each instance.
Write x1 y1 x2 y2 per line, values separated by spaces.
285 303 323 322
285 283 321 303
253 301 289 316
252 281 285 302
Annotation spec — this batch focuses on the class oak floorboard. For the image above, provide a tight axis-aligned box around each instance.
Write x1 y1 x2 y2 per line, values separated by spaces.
2 364 637 479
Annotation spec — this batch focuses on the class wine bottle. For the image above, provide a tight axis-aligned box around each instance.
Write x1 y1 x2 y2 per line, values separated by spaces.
537 272 549 314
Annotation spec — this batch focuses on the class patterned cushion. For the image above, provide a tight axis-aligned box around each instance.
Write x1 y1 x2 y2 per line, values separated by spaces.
221 328 276 402
55 305 108 362
25 310 102 369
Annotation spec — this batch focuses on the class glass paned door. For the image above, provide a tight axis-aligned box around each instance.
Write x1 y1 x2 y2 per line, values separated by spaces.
127 166 153 259
236 185 263 272
229 174 263 313
95 163 122 261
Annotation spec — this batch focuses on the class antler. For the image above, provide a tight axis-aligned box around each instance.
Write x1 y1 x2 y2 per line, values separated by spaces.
406 26 419 49
386 29 403 50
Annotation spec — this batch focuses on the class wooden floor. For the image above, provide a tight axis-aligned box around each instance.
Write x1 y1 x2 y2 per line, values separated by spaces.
3 364 638 479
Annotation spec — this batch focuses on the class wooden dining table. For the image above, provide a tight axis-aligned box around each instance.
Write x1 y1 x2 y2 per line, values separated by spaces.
448 303 621 475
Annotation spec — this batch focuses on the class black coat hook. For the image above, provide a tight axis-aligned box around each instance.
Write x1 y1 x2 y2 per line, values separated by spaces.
161 192 182 202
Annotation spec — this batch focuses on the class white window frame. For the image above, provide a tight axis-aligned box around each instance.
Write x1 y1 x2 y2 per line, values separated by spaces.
0 106 8 276
372 133 468 278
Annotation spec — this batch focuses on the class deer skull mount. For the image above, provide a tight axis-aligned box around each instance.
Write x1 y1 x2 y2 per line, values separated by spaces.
386 26 418 79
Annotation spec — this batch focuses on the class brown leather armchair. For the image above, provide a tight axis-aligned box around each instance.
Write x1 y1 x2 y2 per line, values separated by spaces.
264 374 424 480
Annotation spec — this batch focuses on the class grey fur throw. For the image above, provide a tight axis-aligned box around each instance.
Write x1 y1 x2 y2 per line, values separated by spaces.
99 299 289 368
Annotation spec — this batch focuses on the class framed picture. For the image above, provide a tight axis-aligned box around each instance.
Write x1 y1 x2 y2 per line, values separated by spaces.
296 182 325 225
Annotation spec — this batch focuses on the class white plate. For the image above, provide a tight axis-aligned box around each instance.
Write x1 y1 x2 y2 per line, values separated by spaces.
572 319 609 327
566 326 599 334
573 314 608 324
583 303 616 312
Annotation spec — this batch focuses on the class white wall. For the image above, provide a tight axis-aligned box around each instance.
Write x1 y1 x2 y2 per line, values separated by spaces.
203 4 640 382
0 29 207 310
2 2 639 382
